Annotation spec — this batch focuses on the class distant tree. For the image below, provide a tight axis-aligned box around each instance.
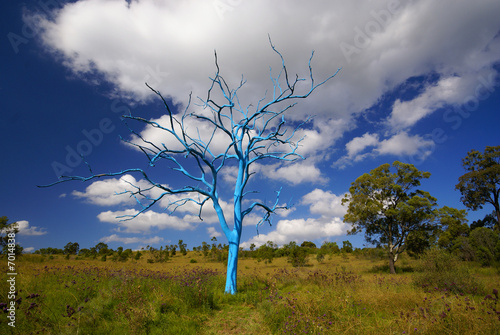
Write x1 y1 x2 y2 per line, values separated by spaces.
178 239 187 256
406 230 432 258
40 41 339 294
470 212 497 230
320 241 340 254
0 216 22 255
256 241 277 264
170 244 177 257
201 241 210 257
342 161 438 274
78 248 91 257
301 241 317 249
134 250 142 260
287 243 309 267
249 243 256 252
437 206 469 251
63 242 80 255
456 146 500 230
468 227 499 266
94 242 110 255
341 240 353 253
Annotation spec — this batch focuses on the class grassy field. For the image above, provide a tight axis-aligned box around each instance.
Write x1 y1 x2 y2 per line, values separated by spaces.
1 251 499 334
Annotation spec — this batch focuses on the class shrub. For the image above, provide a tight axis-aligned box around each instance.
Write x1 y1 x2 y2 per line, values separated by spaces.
288 246 309 267
414 249 484 295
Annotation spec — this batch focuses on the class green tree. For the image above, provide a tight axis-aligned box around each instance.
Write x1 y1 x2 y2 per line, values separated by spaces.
201 241 210 257
256 241 277 264
0 216 22 255
469 227 499 266
341 240 353 253
320 241 340 254
178 239 187 256
436 206 469 251
286 242 309 267
456 146 500 230
63 242 80 255
342 161 437 274
470 212 497 230
301 241 317 249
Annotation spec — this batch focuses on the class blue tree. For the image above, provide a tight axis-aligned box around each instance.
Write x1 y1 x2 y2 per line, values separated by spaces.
42 40 339 294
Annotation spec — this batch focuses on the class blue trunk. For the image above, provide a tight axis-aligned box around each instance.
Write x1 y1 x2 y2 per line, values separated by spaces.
224 234 240 294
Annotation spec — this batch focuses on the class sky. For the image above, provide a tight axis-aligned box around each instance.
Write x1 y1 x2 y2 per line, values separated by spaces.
1 0 499 253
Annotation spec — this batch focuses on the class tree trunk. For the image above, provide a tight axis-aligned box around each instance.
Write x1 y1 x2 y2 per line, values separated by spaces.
224 238 239 294
388 251 396 274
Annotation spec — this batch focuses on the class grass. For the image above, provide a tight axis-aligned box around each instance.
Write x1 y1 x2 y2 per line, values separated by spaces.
1 252 499 334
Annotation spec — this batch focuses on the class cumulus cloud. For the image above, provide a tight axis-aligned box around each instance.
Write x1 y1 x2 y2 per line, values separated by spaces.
241 188 348 248
15 220 47 236
336 131 435 167
97 209 195 233
301 189 347 218
26 0 500 169
206 227 221 238
241 217 347 248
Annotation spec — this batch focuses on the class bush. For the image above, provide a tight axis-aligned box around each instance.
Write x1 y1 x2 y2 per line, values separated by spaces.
288 246 309 267
414 249 484 295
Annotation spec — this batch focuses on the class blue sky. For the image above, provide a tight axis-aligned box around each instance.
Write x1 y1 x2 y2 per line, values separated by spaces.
1 0 499 253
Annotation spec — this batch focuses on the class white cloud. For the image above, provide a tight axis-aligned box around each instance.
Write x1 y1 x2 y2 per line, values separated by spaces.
23 247 35 253
15 220 47 236
388 76 471 130
256 161 327 185
376 131 434 157
27 0 500 170
241 188 348 248
206 227 221 238
336 131 435 167
99 234 163 245
72 174 148 206
97 209 195 233
346 133 379 158
301 189 347 218
241 217 347 248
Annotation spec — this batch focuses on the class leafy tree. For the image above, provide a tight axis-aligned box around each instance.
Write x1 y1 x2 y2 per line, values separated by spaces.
201 241 210 257
94 242 110 255
468 227 499 266
342 161 438 274
178 239 187 256
406 230 432 258
470 212 497 230
40 41 338 294
256 241 277 264
0 216 22 255
456 146 500 230
249 243 256 252
320 241 340 254
436 206 469 251
287 243 309 267
341 240 353 253
300 241 317 249
63 242 80 255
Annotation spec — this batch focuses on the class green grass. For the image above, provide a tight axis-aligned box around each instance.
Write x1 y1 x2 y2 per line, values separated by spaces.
1 252 499 334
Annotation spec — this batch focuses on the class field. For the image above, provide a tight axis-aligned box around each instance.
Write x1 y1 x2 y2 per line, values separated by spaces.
1 251 499 334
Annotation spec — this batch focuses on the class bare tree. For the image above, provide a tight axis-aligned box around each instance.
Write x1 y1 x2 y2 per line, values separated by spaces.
41 39 339 294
